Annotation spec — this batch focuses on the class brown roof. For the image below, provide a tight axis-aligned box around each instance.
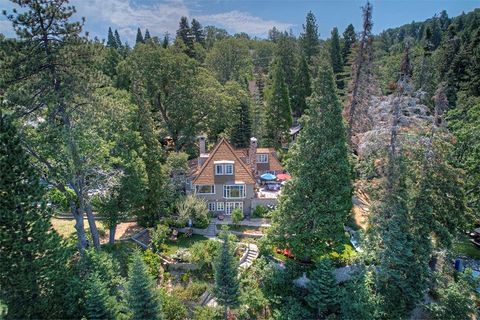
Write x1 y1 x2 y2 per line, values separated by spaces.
193 138 256 185
257 148 283 172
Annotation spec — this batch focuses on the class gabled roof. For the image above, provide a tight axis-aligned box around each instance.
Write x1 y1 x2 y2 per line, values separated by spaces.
192 138 256 185
256 148 283 172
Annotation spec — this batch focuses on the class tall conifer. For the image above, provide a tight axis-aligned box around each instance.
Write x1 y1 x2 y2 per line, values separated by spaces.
264 59 292 148
300 11 320 63
0 116 67 319
126 252 162 320
213 233 240 319
136 28 144 45
270 67 352 259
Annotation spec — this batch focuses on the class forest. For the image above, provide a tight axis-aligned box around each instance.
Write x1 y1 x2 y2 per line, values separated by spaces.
1 0 480 319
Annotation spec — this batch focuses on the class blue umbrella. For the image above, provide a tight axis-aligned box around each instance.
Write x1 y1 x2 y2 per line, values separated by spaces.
260 173 276 181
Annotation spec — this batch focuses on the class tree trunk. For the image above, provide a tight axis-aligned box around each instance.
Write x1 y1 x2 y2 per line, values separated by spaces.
71 204 88 252
85 203 101 249
224 306 228 320
109 225 117 245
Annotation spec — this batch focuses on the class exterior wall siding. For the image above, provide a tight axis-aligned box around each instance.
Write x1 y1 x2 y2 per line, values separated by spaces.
194 183 255 215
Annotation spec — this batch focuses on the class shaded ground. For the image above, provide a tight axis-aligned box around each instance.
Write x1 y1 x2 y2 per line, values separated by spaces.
51 218 141 244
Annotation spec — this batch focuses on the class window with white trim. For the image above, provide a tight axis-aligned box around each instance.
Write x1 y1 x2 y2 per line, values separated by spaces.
208 202 216 211
215 163 234 175
195 185 215 194
256 154 268 163
223 185 246 199
216 202 225 211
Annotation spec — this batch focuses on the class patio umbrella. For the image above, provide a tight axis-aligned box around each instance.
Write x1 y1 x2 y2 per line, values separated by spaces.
276 173 291 181
260 173 276 181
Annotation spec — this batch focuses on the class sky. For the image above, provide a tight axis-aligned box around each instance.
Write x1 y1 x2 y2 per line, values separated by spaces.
0 0 478 44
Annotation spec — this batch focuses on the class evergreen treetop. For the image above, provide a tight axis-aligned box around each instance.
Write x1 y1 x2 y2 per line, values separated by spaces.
300 11 320 63
136 27 144 45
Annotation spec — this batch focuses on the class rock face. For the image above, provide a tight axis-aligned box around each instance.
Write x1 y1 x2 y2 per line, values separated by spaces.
352 91 433 228
356 93 432 161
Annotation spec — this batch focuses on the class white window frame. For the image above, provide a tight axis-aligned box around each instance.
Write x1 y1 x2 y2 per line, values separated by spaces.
215 164 224 175
256 154 268 163
195 185 215 195
223 184 246 199
225 202 243 215
225 164 233 175
208 202 216 211
216 202 225 212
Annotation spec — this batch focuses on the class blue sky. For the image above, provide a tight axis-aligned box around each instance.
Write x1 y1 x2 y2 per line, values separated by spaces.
1 0 478 44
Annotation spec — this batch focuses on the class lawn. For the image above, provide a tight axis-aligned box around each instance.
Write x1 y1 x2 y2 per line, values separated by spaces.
51 218 140 243
162 234 210 257
453 236 480 259
216 224 266 234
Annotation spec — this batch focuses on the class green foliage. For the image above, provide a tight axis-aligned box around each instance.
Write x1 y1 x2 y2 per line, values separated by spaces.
305 259 339 317
205 37 252 84
0 116 69 319
340 270 379 320
291 53 312 117
271 67 352 259
177 195 210 229
143 248 164 281
126 251 162 320
342 24 356 62
264 58 293 148
189 240 221 275
160 290 188 320
151 224 170 253
193 306 223 320
300 11 320 63
252 205 271 218
231 207 244 225
427 271 477 320
84 273 117 320
225 81 252 148
213 233 240 310
136 28 144 45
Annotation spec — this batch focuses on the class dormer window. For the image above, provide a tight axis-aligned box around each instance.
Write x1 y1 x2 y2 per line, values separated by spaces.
214 160 234 175
256 154 268 163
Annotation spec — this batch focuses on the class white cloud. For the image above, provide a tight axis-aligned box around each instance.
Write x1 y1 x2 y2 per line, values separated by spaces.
73 0 189 43
198 10 293 37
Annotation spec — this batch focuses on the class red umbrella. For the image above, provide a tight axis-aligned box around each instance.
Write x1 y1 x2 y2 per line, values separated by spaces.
276 173 291 181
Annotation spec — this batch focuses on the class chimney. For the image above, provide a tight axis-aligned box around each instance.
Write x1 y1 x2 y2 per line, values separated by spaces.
249 137 257 174
198 134 207 167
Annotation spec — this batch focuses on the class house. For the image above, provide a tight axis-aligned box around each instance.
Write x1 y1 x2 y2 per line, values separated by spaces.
187 135 284 216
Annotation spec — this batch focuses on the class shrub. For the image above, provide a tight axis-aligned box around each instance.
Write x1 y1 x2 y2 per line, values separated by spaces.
142 249 164 281
177 195 210 229
190 240 221 275
252 205 270 218
151 224 170 253
328 244 357 267
160 290 188 320
232 208 244 225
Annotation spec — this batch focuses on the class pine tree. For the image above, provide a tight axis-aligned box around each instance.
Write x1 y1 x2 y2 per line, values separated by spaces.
126 252 162 320
107 27 117 49
270 67 352 259
300 11 320 63
114 29 122 49
213 233 239 319
136 27 144 45
342 24 356 63
191 18 205 46
144 29 152 42
230 98 252 148
85 273 116 320
330 27 344 90
290 53 312 117
0 116 67 319
162 33 170 48
176 16 194 57
306 259 339 317
263 59 292 148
